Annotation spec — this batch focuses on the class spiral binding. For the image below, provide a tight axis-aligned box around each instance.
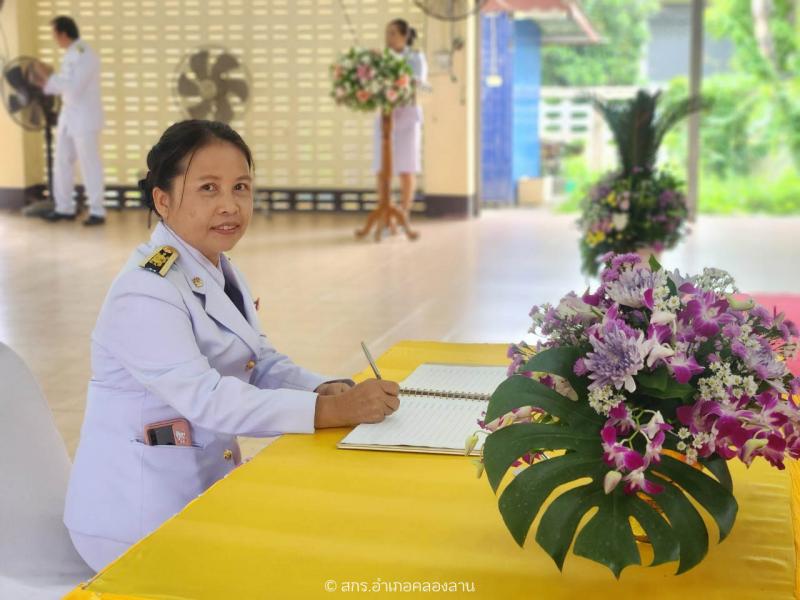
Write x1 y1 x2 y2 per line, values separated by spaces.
399 387 490 401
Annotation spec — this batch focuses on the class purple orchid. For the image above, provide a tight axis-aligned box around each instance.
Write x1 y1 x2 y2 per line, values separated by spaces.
761 434 788 469
641 412 672 440
643 323 675 367
507 253 800 504
582 287 605 307
742 433 787 469
750 305 773 327
680 291 733 338
623 468 664 495
667 353 705 383
644 431 666 466
601 425 645 471
607 403 636 434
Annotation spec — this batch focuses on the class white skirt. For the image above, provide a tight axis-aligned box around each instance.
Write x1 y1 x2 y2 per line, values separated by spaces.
372 106 422 175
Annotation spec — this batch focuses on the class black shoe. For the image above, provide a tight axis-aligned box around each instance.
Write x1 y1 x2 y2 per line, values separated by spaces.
83 215 106 226
41 210 76 222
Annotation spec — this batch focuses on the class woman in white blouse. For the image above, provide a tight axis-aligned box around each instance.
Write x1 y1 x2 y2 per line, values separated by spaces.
372 18 428 222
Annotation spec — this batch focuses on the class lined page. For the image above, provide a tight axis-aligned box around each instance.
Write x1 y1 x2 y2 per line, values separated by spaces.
340 395 488 452
400 364 508 398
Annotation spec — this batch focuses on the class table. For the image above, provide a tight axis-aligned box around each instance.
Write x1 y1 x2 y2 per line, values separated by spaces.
66 341 797 599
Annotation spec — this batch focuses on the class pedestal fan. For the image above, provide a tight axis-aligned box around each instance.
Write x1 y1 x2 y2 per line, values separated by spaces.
1 56 60 215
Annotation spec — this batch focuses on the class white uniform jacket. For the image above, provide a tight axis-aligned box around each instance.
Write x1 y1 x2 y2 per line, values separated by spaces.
44 39 104 135
64 223 336 544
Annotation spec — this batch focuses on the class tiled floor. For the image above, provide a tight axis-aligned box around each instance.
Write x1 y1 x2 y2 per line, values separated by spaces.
1 207 798 456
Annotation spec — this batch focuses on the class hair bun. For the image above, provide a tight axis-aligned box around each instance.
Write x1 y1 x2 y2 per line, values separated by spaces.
137 173 154 208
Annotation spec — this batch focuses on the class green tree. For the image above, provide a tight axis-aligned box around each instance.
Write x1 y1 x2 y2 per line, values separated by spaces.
541 0 659 86
706 0 800 167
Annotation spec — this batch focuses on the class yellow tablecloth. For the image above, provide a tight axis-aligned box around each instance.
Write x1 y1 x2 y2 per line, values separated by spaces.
66 341 797 599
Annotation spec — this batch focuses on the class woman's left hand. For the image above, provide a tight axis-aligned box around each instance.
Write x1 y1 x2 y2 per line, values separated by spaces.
315 381 354 396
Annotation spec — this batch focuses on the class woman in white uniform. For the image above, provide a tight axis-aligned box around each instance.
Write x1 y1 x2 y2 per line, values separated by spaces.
64 120 400 572
372 19 428 222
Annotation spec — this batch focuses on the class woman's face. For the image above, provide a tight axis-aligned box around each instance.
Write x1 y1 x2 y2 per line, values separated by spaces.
385 23 406 52
153 141 253 265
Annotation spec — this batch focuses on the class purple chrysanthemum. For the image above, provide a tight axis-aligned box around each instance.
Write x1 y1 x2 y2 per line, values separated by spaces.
583 319 648 392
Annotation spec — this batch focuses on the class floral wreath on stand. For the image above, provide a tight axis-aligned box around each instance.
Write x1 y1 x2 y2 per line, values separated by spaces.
330 47 419 241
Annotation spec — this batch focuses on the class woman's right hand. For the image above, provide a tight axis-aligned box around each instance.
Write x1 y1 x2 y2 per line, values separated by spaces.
314 379 400 428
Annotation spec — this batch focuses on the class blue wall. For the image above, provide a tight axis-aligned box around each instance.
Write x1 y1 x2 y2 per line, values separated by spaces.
512 19 541 185
480 17 542 204
480 14 514 203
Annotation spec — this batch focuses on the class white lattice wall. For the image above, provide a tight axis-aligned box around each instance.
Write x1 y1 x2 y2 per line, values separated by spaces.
32 0 424 192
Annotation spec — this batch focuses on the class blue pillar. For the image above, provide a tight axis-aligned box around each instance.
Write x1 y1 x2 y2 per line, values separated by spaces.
512 20 541 187
480 13 514 204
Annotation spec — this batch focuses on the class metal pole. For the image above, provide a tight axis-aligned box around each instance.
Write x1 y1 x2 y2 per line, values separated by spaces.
687 0 704 220
473 11 482 217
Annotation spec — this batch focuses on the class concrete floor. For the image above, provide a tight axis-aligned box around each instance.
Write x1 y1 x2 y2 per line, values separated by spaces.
1 207 798 456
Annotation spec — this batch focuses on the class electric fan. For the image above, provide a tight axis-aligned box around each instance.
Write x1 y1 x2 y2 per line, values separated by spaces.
413 0 487 20
174 46 251 123
1 56 61 213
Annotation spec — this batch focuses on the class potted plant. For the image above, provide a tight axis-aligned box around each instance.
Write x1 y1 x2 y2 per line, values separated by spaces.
579 91 707 275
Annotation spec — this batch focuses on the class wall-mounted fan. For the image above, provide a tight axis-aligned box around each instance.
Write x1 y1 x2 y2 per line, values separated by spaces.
1 56 60 213
174 46 250 123
413 0 487 21
414 1 487 82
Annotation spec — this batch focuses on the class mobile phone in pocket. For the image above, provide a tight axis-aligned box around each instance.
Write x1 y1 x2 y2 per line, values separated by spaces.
144 418 193 446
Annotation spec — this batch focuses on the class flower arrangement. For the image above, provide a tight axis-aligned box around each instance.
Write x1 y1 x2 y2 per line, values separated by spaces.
579 170 688 275
330 47 414 114
579 91 708 276
477 253 799 577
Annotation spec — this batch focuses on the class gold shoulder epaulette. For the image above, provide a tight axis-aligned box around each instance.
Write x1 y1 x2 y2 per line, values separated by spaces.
140 245 179 277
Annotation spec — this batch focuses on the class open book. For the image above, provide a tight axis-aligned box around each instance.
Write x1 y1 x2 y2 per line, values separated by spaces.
337 364 508 456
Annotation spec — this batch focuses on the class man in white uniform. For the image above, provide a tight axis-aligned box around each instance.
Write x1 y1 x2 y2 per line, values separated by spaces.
34 16 106 226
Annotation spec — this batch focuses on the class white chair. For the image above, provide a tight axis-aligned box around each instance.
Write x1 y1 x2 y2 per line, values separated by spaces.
0 342 94 599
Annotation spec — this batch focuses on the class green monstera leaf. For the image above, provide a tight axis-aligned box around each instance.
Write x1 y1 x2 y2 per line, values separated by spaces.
483 347 738 577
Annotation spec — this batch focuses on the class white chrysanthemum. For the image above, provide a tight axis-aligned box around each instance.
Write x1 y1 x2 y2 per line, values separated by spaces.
611 212 629 231
606 266 668 309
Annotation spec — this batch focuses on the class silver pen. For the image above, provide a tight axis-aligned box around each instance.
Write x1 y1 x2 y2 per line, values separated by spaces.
360 341 382 380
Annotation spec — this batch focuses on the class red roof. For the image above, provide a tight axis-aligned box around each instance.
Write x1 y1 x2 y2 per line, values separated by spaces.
482 0 601 45
484 0 571 9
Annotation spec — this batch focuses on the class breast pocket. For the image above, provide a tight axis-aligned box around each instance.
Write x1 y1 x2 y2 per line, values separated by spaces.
131 439 215 536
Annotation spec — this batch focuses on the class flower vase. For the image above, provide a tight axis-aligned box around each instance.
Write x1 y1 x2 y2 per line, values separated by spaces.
635 246 662 264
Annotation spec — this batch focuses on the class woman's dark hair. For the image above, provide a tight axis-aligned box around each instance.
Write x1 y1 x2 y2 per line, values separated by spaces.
138 120 253 220
51 16 80 40
390 19 417 47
